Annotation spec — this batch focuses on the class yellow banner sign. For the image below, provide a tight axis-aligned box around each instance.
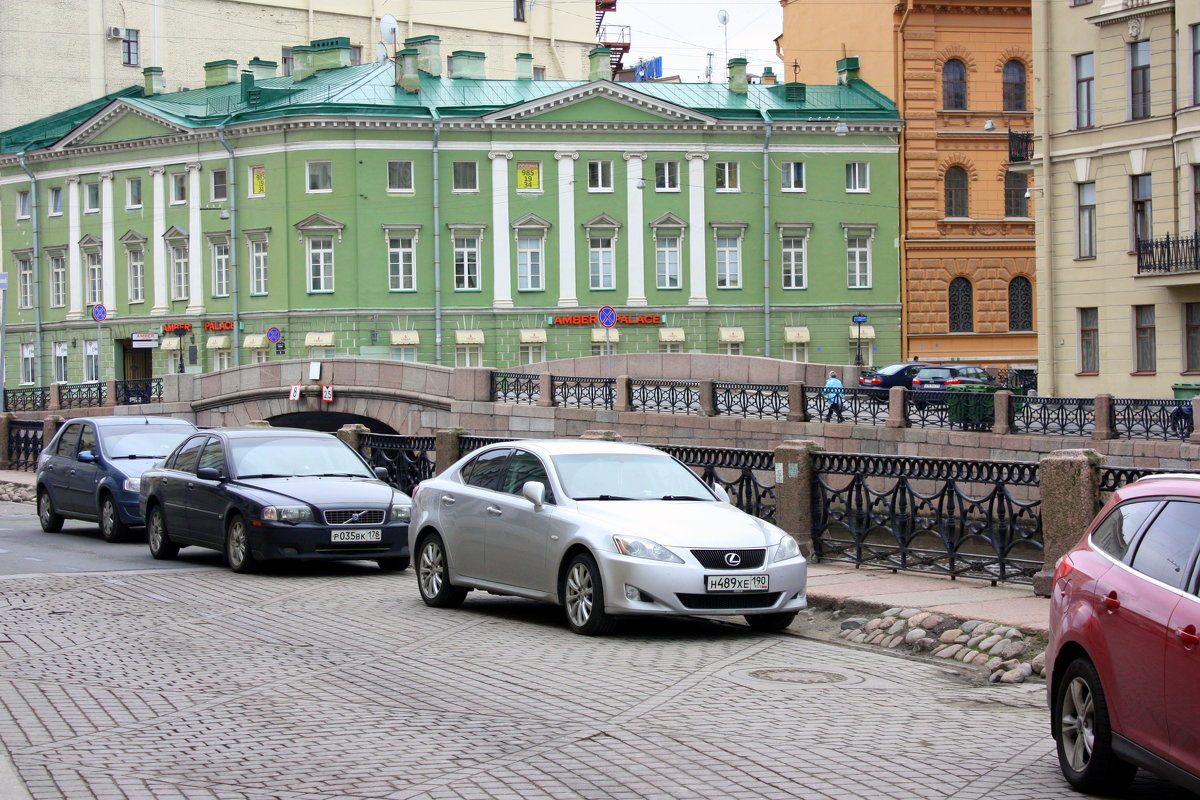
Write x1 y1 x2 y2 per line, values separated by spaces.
515 161 540 191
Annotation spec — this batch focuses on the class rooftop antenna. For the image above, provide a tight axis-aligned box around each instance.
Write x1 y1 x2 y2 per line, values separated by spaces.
791 59 800 82
717 10 729 80
705 51 713 83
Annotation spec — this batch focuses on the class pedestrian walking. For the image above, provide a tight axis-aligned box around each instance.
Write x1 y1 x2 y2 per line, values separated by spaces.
823 370 846 422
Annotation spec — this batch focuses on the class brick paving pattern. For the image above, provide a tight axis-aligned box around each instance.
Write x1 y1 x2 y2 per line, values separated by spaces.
0 567 1190 800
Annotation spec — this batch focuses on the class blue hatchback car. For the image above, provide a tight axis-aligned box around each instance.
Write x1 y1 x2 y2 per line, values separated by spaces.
35 416 197 541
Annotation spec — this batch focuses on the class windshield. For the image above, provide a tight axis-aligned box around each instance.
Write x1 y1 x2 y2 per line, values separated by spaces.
553 453 715 501
230 436 373 479
102 425 194 458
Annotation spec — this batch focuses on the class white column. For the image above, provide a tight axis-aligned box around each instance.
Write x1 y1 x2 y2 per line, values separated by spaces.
686 151 709 306
99 172 117 315
150 167 168 314
624 152 647 306
489 150 514 308
66 177 83 320
186 163 205 314
555 150 579 307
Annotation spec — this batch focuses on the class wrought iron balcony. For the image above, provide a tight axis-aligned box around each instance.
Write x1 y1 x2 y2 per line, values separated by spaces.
1007 130 1034 163
1137 232 1200 275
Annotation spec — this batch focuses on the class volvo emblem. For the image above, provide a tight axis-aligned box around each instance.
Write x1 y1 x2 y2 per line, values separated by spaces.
348 512 362 523
724 552 742 567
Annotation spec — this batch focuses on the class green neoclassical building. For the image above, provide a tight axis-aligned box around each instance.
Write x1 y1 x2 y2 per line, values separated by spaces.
0 36 901 387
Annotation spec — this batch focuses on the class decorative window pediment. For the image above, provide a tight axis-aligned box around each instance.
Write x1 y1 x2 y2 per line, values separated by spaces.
650 212 687 231
294 213 346 240
162 225 187 241
582 213 622 232
512 213 552 231
78 233 102 250
119 230 146 247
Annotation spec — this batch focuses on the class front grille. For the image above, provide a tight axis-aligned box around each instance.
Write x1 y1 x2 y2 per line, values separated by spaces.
677 592 782 610
691 548 766 570
314 543 392 554
323 509 386 525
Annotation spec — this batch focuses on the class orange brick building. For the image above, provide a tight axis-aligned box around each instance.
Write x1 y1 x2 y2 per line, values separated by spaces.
778 0 1036 367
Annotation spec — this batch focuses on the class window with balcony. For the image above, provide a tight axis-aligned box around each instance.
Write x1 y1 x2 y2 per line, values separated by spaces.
948 277 974 332
942 59 966 109
1130 41 1150 120
1075 53 1094 128
944 167 969 217
1002 60 1026 111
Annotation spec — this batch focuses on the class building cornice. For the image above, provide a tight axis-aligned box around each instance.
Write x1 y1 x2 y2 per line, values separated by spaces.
898 1 1031 16
1085 0 1173 28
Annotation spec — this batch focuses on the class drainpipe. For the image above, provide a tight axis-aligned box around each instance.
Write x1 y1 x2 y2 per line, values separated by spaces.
215 122 240 366
431 109 443 365
761 113 773 358
896 0 913 359
16 151 44 387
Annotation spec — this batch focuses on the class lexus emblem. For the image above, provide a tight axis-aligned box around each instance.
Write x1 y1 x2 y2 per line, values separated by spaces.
724 552 742 567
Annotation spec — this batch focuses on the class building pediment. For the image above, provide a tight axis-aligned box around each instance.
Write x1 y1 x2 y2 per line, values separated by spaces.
483 82 716 126
163 225 188 240
294 213 346 232
119 230 147 245
649 212 687 229
77 233 102 248
581 213 622 230
511 213 552 230
52 101 190 149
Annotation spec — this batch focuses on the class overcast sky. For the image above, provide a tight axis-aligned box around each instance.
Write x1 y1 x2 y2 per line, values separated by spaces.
601 0 784 83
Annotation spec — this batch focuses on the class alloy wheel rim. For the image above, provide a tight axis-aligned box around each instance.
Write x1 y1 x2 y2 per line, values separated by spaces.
149 513 162 550
39 496 51 524
229 522 246 566
1061 676 1096 772
101 501 114 536
565 563 593 627
419 543 443 597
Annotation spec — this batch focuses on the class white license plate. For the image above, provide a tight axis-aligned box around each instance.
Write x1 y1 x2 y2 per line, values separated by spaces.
705 574 769 593
331 529 382 542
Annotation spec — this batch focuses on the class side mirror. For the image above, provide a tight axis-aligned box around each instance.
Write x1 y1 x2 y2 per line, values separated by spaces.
196 467 225 482
522 480 546 511
77 450 97 463
711 483 731 503
374 466 391 482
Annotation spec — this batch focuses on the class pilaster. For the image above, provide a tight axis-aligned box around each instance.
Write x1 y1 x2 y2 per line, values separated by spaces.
489 151 514 308
66 177 83 320
686 151 708 306
150 167 168 315
555 150 579 307
185 163 205 314
99 172 117 315
624 151 647 306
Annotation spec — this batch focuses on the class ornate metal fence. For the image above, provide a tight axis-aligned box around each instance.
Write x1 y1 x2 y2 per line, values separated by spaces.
993 368 1038 394
1113 398 1190 440
4 387 48 412
552 376 614 409
8 419 45 471
631 379 699 414
60 382 105 410
652 443 775 522
359 434 436 495
1009 396 1095 437
1098 465 1200 493
458 435 517 457
1136 231 1200 274
802 386 887 425
714 382 789 419
493 372 540 404
812 453 1042 583
115 378 163 405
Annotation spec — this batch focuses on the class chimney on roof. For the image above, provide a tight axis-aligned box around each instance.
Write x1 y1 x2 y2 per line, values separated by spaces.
205 59 238 88
143 66 166 96
405 35 442 77
515 52 534 81
836 56 861 85
451 50 486 80
728 57 748 94
248 57 277 80
292 37 353 82
588 47 611 81
395 48 420 93
761 66 777 86
240 70 254 103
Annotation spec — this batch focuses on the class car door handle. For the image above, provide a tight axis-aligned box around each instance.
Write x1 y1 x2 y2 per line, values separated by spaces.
1101 591 1121 612
440 496 456 506
1177 624 1200 649
187 482 196 489
486 505 502 516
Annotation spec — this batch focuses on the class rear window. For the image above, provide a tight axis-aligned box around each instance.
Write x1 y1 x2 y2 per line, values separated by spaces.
918 369 951 380
878 364 911 376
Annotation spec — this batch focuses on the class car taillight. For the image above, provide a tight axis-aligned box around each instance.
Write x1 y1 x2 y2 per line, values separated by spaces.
945 378 962 385
1054 553 1075 582
912 380 922 386
868 378 881 385
411 485 421 499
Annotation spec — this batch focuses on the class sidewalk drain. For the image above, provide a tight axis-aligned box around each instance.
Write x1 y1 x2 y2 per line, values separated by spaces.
747 668 847 684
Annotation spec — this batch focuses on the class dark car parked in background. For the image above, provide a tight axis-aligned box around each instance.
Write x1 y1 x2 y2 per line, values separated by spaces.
35 416 197 541
858 362 930 400
1046 475 1200 795
910 365 1000 391
139 427 412 573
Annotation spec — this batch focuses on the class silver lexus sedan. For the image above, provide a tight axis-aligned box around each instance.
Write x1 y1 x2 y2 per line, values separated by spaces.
409 439 808 635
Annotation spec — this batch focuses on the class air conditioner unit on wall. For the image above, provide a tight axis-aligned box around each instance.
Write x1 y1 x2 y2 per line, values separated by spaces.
107 26 126 40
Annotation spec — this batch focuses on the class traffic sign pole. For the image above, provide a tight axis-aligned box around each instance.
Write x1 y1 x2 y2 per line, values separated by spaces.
599 306 616 383
0 274 8 411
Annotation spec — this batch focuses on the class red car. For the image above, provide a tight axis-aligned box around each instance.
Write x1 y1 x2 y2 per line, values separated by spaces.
1046 475 1200 794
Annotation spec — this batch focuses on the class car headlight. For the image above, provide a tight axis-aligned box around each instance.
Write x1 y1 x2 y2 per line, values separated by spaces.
261 505 313 523
772 533 802 563
123 477 140 493
613 535 684 563
391 503 411 523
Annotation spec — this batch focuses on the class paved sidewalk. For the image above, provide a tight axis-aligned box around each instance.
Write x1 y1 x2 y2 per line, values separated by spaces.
0 470 34 487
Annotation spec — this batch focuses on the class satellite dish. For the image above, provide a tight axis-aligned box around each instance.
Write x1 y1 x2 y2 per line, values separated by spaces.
376 42 389 63
379 13 399 46
717 9 729 25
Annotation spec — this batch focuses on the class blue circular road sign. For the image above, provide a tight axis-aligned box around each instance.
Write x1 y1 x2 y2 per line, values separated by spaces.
266 327 281 343
91 304 107 322
599 306 617 328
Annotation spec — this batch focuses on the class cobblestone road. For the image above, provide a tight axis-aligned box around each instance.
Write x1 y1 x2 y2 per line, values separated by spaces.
0 565 1190 800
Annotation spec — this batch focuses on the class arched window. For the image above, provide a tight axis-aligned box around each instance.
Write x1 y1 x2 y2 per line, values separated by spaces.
1008 276 1033 331
945 167 969 217
1004 171 1029 217
949 277 973 332
1003 60 1026 111
943 59 967 109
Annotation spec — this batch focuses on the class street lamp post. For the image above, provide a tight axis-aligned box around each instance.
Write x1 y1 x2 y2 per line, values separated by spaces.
852 314 868 367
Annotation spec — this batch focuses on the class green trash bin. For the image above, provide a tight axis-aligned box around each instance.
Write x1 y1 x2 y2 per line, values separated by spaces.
1172 383 1200 400
947 384 1002 431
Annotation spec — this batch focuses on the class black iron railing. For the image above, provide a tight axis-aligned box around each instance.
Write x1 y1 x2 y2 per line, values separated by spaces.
60 382 105 409
993 368 1038 394
812 452 1042 583
457 435 516 457
1008 130 1034 163
494 372 540 404
631 379 699 414
1114 398 1192 440
1136 232 1200 274
115 378 162 405
714 382 789 419
8 419 44 471
802 387 887 425
1098 465 1200 493
553 376 614 409
4 386 48 412
1010 396 1095 437
360 434 436 495
652 443 775 522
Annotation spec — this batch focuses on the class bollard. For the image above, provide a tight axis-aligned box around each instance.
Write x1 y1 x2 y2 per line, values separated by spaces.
614 375 632 413
993 390 1013 436
0 413 11 470
887 385 909 428
698 380 716 417
434 428 467 475
1092 394 1116 441
787 382 808 423
772 439 822 557
537 373 555 408
1035 448 1103 596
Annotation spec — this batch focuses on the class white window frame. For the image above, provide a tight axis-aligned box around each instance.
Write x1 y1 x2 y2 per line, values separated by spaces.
388 160 414 193
781 230 809 290
53 341 68 383
214 350 232 371
516 233 544 291
519 343 546 364
127 248 144 303
392 346 417 362
48 186 62 216
655 161 680 192
845 227 874 289
85 250 103 304
211 240 230 297
715 161 740 192
715 234 742 288
660 342 683 354
169 174 186 205
85 181 101 212
453 234 481 291
388 235 416 291
19 344 35 385
782 161 806 192
656 234 682 290
170 242 189 301
248 165 266 198
49 253 66 307
846 162 870 192
587 160 613 192
126 177 142 209
452 161 478 192
455 344 483 367
16 257 33 308
249 237 269 295
16 190 30 220
83 340 100 382
306 161 332 194
210 169 227 202
589 235 615 290
307 235 334 292
252 349 270 364
787 342 809 362
718 342 744 356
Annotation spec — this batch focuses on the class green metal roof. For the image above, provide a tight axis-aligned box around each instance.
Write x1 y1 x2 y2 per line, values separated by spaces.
0 86 144 152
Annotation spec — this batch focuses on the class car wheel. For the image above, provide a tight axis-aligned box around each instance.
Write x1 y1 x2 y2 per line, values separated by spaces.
225 514 259 574
745 611 798 632
1053 657 1137 792
99 494 133 543
37 490 63 533
376 556 410 572
146 505 179 560
561 553 617 636
416 534 467 608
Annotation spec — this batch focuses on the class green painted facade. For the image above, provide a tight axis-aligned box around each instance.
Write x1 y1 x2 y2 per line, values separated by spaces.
0 40 902 386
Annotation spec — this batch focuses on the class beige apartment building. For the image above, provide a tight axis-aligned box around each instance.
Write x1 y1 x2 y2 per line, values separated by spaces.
0 0 598 130
1032 0 1200 397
